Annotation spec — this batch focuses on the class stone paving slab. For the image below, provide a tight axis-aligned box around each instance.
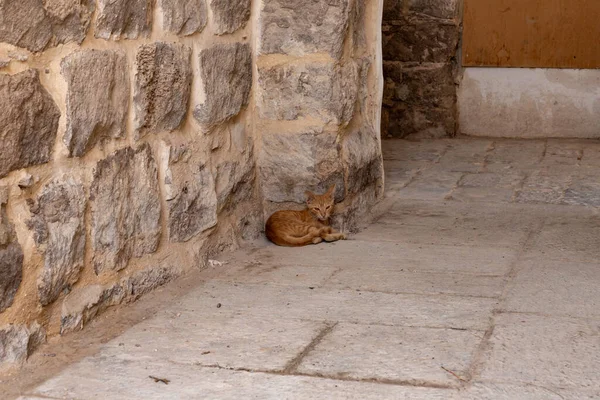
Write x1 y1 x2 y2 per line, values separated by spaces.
227 240 517 276
26 356 458 400
503 258 600 318
479 313 600 391
458 382 591 400
97 313 325 371
173 282 497 331
297 323 483 387
326 267 505 298
528 217 600 262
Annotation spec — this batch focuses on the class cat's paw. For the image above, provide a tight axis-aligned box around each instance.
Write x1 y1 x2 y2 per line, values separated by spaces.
312 237 323 244
340 233 347 240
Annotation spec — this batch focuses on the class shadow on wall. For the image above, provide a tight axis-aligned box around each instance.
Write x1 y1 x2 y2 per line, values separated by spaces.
381 0 460 139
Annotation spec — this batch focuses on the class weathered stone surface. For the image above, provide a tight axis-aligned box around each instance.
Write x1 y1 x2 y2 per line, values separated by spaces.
260 0 351 58
164 147 218 242
134 42 192 138
27 177 86 306
0 191 23 313
342 124 383 195
383 62 456 138
61 50 129 157
161 0 207 36
0 322 45 365
194 43 252 129
43 0 95 45
259 129 344 203
0 70 60 178
61 264 181 334
383 0 459 20
382 19 459 63
95 0 152 40
210 0 251 35
90 144 161 274
216 159 255 213
0 0 93 52
61 284 125 334
258 61 359 125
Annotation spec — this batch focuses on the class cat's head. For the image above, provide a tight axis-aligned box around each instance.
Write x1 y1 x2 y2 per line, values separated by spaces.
305 185 336 222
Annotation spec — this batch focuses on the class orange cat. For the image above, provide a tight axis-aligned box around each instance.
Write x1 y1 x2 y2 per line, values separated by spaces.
265 185 346 247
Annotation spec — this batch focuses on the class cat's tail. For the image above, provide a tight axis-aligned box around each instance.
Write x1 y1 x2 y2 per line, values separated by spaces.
267 231 318 247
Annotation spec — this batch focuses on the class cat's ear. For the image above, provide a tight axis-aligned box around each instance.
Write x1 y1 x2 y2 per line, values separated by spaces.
326 184 336 196
305 190 315 202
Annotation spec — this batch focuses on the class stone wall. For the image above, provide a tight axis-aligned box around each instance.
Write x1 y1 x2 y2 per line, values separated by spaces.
381 0 460 138
0 0 384 368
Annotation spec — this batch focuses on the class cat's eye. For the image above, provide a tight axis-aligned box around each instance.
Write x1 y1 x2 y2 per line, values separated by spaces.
326 206 331 210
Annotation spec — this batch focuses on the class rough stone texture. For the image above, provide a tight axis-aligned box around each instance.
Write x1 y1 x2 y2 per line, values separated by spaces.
0 0 93 52
382 19 459 63
90 145 161 274
194 43 252 129
0 70 60 178
61 284 125 334
61 50 129 157
61 265 181 334
134 42 192 138
259 0 351 59
95 0 152 40
43 0 95 45
0 191 23 313
215 158 255 213
259 129 345 203
210 0 251 35
27 177 86 306
161 0 207 36
0 322 45 365
165 151 218 242
258 61 359 126
342 124 383 195
382 62 456 138
383 0 459 20
382 0 458 138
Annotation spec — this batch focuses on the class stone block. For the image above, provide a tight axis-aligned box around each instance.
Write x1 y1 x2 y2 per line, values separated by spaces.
383 0 459 20
90 144 161 274
61 284 125 334
163 145 218 243
0 0 93 52
259 0 351 59
383 62 456 109
382 19 459 63
27 177 86 306
43 0 95 45
216 157 255 213
0 70 60 178
134 42 192 138
161 0 207 36
0 322 45 365
258 61 359 125
210 0 251 35
341 124 383 195
194 43 252 129
95 0 152 40
0 194 23 313
384 103 456 138
259 128 344 203
61 50 129 157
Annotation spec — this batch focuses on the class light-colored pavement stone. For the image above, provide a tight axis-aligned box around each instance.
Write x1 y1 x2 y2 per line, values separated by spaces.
98 313 325 371
327 267 504 298
29 357 458 399
298 323 483 386
174 282 497 330
479 313 600 391
503 258 600 318
459 382 586 400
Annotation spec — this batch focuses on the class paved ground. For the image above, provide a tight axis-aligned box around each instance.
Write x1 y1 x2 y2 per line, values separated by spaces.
7 138 600 399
